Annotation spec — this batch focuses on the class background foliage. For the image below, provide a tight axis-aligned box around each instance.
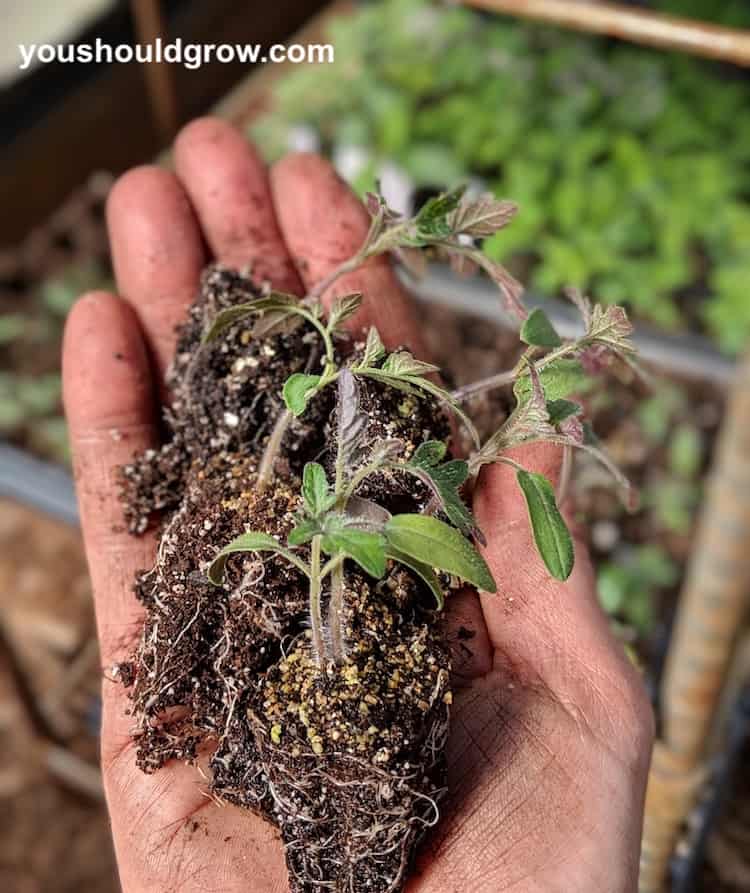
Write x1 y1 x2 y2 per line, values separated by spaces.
254 0 750 354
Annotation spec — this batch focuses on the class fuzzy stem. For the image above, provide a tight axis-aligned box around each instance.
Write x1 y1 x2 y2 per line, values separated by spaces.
307 255 363 302
327 562 346 664
320 553 346 580
256 408 293 493
309 535 327 667
451 342 581 403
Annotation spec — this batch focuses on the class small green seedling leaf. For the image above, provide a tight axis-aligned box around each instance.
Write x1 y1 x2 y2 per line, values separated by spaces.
358 357 481 450
381 350 440 379
302 462 334 517
322 528 387 578
385 546 445 609
328 293 363 331
288 519 320 546
202 293 298 343
516 470 574 581
414 185 467 239
283 373 322 416
208 532 309 585
520 308 562 348
411 440 447 467
514 358 587 403
408 444 478 538
361 326 387 367
547 399 581 426
385 514 496 592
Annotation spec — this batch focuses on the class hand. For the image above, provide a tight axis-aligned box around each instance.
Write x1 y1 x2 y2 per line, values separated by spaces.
63 118 653 893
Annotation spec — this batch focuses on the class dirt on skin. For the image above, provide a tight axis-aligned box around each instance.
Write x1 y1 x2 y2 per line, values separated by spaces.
119 266 456 893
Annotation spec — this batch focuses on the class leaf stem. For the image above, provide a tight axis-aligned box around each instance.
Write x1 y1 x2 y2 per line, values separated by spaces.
306 255 363 303
320 553 346 579
309 535 327 667
451 342 581 403
295 307 336 365
257 408 293 493
327 562 346 664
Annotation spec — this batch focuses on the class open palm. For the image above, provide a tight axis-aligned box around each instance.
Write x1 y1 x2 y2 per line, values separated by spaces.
63 118 653 893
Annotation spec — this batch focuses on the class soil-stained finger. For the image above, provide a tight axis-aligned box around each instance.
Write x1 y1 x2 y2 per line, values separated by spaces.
271 152 426 353
473 441 622 675
63 291 157 666
174 117 303 294
106 165 205 382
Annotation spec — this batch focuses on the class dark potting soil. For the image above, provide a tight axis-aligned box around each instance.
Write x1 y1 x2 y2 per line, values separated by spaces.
118 266 457 893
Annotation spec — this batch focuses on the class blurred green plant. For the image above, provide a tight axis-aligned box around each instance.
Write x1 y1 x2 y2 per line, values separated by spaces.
598 544 679 635
0 261 111 463
253 0 750 354
637 385 704 536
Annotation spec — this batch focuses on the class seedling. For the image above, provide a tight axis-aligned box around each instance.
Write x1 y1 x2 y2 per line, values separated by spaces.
119 184 637 893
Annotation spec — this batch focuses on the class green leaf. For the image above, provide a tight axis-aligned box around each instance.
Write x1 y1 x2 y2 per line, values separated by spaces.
361 326 386 367
408 447 477 538
385 514 496 592
520 308 562 348
516 470 574 581
411 440 447 467
514 358 587 403
385 546 446 609
381 350 440 378
328 293 363 331
288 519 320 546
414 185 467 238
547 399 582 426
208 532 308 585
302 463 334 517
283 373 322 416
322 528 387 578
202 293 298 343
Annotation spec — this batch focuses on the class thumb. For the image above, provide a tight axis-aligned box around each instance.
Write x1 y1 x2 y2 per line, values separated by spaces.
473 441 619 683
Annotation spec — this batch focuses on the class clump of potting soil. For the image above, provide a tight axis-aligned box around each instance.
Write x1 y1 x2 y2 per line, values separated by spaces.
117 187 637 892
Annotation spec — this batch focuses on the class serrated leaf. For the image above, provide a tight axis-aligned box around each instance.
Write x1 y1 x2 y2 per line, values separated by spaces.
302 462 333 517
520 308 562 348
514 358 588 403
516 470 574 581
414 185 467 238
385 514 496 592
328 293 363 330
588 304 635 353
202 293 298 343
322 527 387 578
288 519 320 546
449 195 518 237
385 546 446 609
283 373 322 416
381 350 440 378
208 532 307 585
408 445 477 538
547 399 582 426
411 440 447 467
361 326 386 367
